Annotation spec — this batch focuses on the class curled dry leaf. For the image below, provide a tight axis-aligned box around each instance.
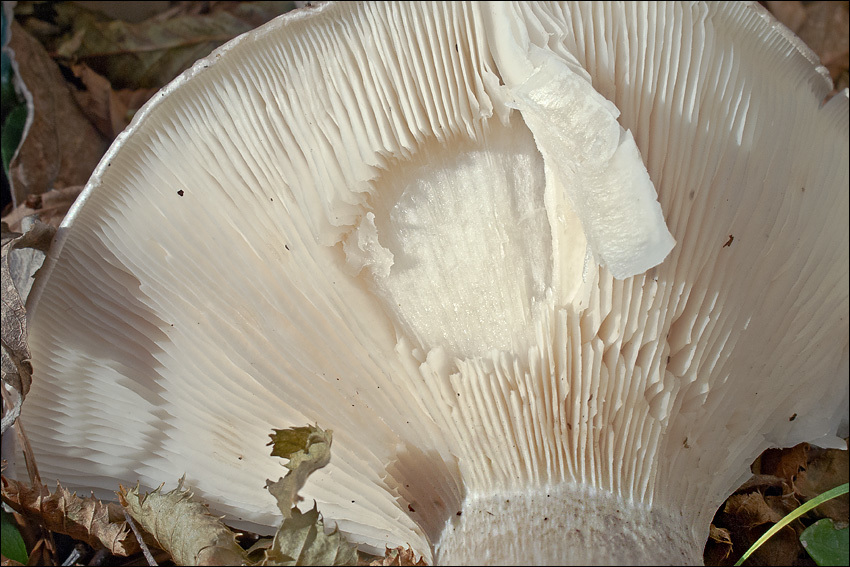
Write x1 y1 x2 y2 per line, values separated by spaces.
705 525 733 563
367 546 428 566
757 443 811 486
1 186 82 232
793 1 850 83
0 476 146 556
1 218 53 434
261 503 357 567
721 491 802 566
262 425 356 565
67 63 157 140
5 20 107 208
50 1 298 89
765 1 850 94
119 481 246 566
724 492 785 528
266 425 332 520
795 446 850 521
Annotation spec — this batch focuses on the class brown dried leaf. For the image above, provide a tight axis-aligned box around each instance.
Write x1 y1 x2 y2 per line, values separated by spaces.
118 481 246 566
1 218 54 434
745 524 802 567
756 443 809 486
734 474 788 494
720 491 803 566
1 476 146 556
795 1 850 83
704 524 734 565
765 1 808 33
724 492 784 528
796 447 850 521
5 20 108 208
709 524 733 546
764 494 803 529
367 546 427 566
1 186 82 232
50 1 296 89
67 63 157 139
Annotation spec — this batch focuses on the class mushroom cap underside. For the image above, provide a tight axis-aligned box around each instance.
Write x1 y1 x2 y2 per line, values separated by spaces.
18 1 849 561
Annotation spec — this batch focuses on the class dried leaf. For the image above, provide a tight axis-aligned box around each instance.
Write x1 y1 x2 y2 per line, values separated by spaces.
766 1 850 95
261 504 357 566
261 425 357 565
765 1 808 33
266 425 332 520
1 185 82 232
1 218 53 434
118 480 246 566
709 524 733 546
757 443 810 485
794 1 850 83
796 448 850 521
367 546 427 566
67 63 156 139
704 523 735 565
5 19 107 208
724 492 784 528
51 2 296 89
734 474 788 494
722 491 804 566
748 524 803 567
1 476 144 556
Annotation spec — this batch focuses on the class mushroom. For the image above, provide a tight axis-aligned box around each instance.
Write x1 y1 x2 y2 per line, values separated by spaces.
15 1 848 565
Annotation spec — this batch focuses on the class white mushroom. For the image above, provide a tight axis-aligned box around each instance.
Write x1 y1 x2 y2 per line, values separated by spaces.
17 2 848 565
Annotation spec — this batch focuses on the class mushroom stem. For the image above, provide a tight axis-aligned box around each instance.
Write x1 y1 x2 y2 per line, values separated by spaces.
436 483 700 565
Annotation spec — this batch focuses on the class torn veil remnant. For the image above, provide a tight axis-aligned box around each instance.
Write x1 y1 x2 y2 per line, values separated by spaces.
17 2 849 565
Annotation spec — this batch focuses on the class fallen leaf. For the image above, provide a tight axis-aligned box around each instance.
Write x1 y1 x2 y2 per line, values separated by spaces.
756 443 809 486
747 523 804 567
5 20 108 208
721 492 803 566
50 1 296 89
794 1 850 83
800 518 850 566
266 425 332 520
67 63 156 139
765 1 808 33
367 546 427 566
119 479 246 566
704 524 734 565
262 425 357 565
1 476 147 556
0 185 82 232
261 503 357 566
0 218 53 434
796 447 850 522
725 492 785 528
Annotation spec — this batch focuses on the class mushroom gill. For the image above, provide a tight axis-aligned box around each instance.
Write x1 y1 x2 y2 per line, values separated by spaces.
18 2 848 565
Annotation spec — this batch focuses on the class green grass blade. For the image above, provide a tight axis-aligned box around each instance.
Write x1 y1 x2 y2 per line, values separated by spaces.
734 482 849 566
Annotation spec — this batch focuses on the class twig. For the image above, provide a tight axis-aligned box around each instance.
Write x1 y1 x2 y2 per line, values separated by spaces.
9 414 58 561
61 544 86 566
87 548 111 566
122 509 158 566
9 411 42 489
